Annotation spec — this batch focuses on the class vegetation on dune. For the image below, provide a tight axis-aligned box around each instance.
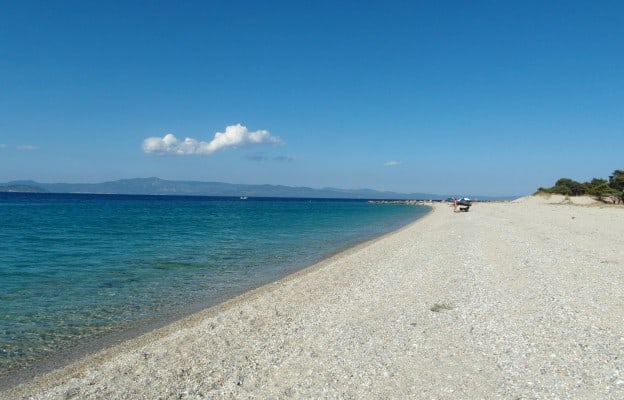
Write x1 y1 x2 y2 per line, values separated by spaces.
536 169 624 204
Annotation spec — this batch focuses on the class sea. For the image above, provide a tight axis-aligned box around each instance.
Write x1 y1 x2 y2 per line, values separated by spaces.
0 193 429 378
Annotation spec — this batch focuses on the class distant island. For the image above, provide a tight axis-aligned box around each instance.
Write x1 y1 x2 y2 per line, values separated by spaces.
0 185 48 193
0 177 513 200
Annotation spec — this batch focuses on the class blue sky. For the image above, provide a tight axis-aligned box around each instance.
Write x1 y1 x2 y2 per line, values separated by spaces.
1 0 622 196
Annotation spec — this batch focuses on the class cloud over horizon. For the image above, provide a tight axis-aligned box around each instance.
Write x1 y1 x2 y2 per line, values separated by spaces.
142 124 283 156
246 152 296 162
17 145 38 151
384 161 401 167
274 155 295 162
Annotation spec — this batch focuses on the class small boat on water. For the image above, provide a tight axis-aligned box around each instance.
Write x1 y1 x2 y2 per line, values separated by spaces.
240 196 248 200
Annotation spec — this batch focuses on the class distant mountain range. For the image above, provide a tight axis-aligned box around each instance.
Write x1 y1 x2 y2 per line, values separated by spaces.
0 177 512 200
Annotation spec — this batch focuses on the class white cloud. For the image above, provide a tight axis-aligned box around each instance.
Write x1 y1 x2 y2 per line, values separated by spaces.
274 155 295 162
142 124 283 155
246 153 295 162
0 144 6 149
384 160 401 167
246 152 269 162
17 145 38 151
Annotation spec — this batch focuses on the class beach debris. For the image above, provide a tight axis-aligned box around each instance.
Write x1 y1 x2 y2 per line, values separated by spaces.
429 303 454 313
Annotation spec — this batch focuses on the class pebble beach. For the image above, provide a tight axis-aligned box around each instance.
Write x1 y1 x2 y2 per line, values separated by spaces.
2 196 623 399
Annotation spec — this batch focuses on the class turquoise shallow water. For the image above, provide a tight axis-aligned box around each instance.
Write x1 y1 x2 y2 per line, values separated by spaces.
0 193 429 375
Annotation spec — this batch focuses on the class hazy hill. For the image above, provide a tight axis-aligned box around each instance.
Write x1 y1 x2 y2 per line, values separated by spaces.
0 184 48 193
2 178 443 199
1 177 513 200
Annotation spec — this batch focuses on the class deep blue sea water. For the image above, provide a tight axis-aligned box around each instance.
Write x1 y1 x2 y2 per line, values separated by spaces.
0 193 429 375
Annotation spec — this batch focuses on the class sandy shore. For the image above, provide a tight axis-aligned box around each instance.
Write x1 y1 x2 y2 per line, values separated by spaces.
2 198 623 399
